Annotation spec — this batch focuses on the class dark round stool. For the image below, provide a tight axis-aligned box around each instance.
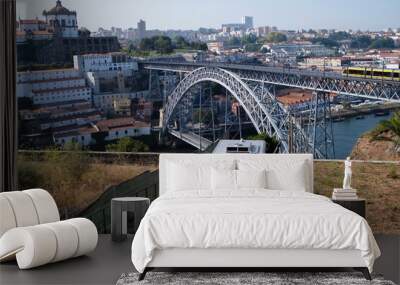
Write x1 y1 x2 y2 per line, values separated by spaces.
111 197 150 242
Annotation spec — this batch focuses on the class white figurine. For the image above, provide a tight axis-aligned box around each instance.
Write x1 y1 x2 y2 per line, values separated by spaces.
343 157 352 190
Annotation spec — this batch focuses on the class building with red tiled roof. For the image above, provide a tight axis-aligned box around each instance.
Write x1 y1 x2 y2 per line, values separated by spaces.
95 118 151 142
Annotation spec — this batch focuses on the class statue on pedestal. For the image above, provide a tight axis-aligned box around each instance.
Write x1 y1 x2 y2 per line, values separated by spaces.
343 157 352 190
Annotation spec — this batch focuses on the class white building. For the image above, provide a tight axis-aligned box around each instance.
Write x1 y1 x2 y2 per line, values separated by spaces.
73 52 138 73
207 42 225 54
53 117 151 147
53 125 98 147
43 0 79 38
96 117 151 141
17 69 92 105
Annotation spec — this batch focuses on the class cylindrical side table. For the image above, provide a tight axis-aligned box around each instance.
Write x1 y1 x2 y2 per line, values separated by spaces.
111 197 150 242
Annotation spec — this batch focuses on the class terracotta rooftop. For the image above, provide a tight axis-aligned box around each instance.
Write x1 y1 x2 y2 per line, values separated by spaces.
277 92 313 106
54 126 98 139
95 118 149 132
32 30 53 36
19 19 47 25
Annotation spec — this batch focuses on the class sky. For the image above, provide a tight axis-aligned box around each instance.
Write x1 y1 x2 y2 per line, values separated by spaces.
17 0 400 32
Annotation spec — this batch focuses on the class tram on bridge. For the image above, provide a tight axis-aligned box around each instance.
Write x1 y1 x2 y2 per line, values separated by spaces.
343 67 400 81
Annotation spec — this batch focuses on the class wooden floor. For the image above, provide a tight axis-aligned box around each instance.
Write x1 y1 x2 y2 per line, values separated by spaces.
0 234 398 285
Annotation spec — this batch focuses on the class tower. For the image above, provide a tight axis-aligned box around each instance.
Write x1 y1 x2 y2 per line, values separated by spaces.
43 0 78 38
242 16 253 29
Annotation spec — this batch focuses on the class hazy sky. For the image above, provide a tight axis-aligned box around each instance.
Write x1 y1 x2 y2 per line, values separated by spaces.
17 0 400 31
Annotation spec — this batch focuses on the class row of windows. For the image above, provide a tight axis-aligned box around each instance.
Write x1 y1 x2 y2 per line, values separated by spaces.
35 89 91 96
49 19 76 27
35 94 90 102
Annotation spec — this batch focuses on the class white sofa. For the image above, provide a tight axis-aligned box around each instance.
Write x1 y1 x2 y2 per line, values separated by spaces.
0 189 98 269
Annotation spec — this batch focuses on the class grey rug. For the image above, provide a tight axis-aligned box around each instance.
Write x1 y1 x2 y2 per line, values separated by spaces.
116 272 396 285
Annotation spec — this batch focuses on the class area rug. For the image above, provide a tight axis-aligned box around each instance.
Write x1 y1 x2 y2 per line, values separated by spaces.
116 272 396 285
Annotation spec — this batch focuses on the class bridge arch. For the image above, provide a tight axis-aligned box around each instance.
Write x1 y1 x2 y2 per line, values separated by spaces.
162 67 289 152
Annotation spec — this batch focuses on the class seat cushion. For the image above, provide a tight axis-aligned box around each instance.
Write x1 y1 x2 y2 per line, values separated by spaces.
0 192 39 228
23 189 60 224
0 196 17 237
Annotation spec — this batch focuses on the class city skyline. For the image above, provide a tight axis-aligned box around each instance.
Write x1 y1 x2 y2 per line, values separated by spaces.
17 0 400 32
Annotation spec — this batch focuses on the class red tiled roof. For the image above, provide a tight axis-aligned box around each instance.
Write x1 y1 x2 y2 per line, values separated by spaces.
19 19 47 25
277 92 313 106
96 117 149 131
32 30 53 36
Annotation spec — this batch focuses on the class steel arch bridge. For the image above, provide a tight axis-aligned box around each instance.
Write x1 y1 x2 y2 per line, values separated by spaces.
162 67 312 155
147 60 400 158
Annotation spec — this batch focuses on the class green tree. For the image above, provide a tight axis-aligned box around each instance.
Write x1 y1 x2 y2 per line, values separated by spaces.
174 36 189 49
227 37 241 46
139 38 155 51
154 36 173 54
350 35 372 49
246 132 280 153
328 31 350 41
106 137 150 152
242 34 258 45
265 32 287 43
369 38 395 49
311 37 339 48
370 111 400 152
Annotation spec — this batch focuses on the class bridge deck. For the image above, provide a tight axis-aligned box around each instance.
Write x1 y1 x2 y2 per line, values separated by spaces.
169 129 212 151
142 60 400 85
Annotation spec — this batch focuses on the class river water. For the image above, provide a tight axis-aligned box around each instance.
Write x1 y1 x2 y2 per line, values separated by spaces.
332 112 392 159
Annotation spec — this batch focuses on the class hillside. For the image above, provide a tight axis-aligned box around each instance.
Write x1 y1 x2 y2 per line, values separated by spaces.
351 132 400 161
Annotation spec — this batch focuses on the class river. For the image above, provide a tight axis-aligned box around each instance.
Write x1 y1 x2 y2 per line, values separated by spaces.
332 112 393 159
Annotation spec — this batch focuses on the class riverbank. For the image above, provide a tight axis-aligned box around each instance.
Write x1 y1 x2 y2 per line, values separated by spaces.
331 112 394 159
330 102 400 119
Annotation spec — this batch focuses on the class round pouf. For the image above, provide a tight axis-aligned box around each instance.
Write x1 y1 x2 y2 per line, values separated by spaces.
111 197 150 242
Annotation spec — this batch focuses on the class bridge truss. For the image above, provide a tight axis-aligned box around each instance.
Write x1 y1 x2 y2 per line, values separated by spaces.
144 61 400 158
